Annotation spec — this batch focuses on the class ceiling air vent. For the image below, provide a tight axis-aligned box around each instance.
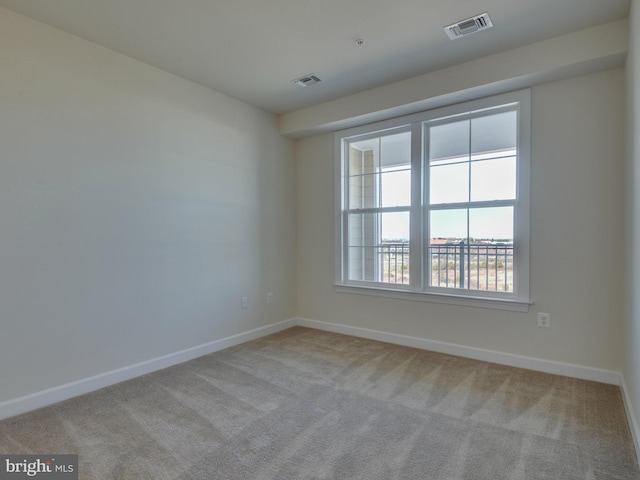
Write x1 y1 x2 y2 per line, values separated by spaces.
292 74 321 87
444 13 493 40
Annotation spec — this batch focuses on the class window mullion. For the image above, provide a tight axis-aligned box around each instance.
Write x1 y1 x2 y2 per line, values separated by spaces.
465 119 472 290
429 199 516 211
345 206 411 215
339 139 349 284
409 121 423 292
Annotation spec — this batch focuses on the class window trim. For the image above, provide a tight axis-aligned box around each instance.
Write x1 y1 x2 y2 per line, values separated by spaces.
334 90 531 312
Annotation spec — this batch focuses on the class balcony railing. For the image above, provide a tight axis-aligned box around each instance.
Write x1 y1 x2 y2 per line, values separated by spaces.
380 243 410 285
429 242 513 292
378 241 514 292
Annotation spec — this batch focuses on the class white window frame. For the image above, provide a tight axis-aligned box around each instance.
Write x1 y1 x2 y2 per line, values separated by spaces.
335 90 531 312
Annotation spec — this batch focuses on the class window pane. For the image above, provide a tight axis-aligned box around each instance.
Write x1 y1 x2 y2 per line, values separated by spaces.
349 172 376 209
380 211 410 285
381 211 410 242
349 140 379 172
380 131 410 169
470 156 516 202
348 213 378 282
430 120 470 164
429 209 467 240
468 207 514 292
429 209 467 289
471 111 516 156
430 162 469 204
348 142 378 209
348 246 378 282
348 131 410 209
381 168 411 207
469 206 513 242
429 120 470 205
348 212 409 285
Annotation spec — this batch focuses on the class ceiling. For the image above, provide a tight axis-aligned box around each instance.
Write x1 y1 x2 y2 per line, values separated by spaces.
0 0 630 114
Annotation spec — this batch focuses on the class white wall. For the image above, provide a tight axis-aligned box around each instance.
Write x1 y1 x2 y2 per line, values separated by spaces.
624 0 640 445
296 68 625 371
0 8 296 404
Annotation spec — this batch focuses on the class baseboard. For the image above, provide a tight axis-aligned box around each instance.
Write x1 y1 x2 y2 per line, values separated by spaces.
620 374 640 461
295 318 621 385
1 317 627 423
0 318 296 421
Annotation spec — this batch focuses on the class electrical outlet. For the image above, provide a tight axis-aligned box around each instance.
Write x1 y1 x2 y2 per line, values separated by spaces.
537 312 550 327
267 292 273 304
241 296 248 309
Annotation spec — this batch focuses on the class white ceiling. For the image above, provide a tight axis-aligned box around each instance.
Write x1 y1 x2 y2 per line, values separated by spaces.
0 0 629 114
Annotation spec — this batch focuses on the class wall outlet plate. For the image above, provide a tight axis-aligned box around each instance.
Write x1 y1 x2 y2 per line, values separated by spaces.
537 312 550 327
241 296 248 309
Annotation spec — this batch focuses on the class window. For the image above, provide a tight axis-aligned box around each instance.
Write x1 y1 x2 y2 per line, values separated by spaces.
336 91 530 311
346 130 412 285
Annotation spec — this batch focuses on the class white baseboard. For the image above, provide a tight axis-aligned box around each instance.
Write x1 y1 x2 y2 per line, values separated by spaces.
295 318 621 385
1 316 630 429
299 317 640 460
620 374 640 461
0 319 296 421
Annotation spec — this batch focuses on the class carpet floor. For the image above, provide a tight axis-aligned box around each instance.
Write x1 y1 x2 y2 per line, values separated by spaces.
0 326 638 479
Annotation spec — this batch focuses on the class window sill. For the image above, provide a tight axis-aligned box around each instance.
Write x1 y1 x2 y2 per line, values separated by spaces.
334 284 531 312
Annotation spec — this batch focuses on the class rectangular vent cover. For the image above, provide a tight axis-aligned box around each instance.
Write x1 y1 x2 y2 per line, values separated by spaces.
292 74 321 87
444 13 493 40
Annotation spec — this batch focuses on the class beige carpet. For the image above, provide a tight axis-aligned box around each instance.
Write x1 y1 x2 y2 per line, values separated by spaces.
0 327 638 479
